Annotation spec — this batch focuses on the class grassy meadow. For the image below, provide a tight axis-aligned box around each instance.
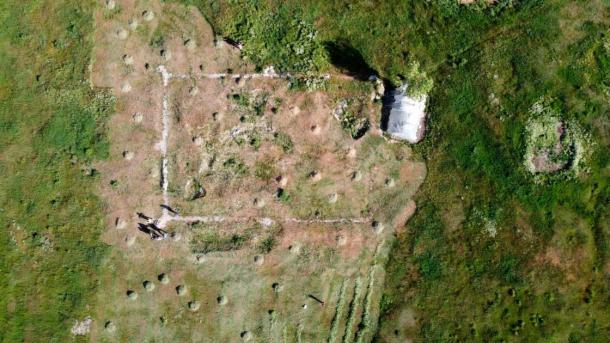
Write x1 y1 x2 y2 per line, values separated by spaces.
0 1 112 341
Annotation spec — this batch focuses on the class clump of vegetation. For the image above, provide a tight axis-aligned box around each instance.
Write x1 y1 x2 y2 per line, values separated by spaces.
396 61 434 99
254 158 276 181
218 2 326 73
273 131 294 153
230 91 269 122
222 156 248 176
190 230 250 254
333 99 369 139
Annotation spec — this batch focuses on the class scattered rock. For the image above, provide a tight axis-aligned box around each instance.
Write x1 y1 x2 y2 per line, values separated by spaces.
184 39 197 51
276 175 288 187
143 280 155 292
217 295 228 305
122 54 134 65
302 304 308 310
116 28 128 40
347 147 357 159
189 86 199 96
124 234 136 246
115 217 126 230
240 331 253 341
253 254 264 265
105 0 116 10
288 244 301 254
158 273 170 285
128 18 138 31
160 49 171 61
193 136 204 146
291 106 301 116
132 112 143 123
188 300 200 311
372 221 385 235
121 82 132 93
272 282 283 293
253 197 266 208
123 151 134 160
351 170 362 181
385 178 395 188
71 316 92 336
195 255 206 264
104 321 116 333
309 170 322 182
328 192 338 204
176 285 187 296
336 234 347 246
142 10 154 21
126 290 138 300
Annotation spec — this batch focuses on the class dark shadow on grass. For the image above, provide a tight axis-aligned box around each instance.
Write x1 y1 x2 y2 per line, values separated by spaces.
324 40 377 80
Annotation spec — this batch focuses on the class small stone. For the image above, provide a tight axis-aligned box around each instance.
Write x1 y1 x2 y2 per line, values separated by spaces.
158 273 170 285
253 254 264 265
128 18 138 30
126 290 138 300
116 28 128 40
105 0 116 10
122 54 134 65
176 285 187 296
184 39 197 51
132 112 143 123
276 175 288 187
217 295 228 305
115 217 126 230
189 86 199 96
385 178 395 188
123 151 134 160
272 282 283 293
253 197 265 209
124 234 136 246
104 321 116 333
372 221 385 235
240 331 253 341
309 170 322 182
195 255 206 264
143 280 155 292
336 234 347 246
193 136 204 146
328 193 338 204
142 10 154 21
121 82 131 93
188 300 200 311
160 49 171 61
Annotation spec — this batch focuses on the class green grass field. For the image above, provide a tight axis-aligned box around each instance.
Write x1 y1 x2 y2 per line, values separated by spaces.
0 1 112 341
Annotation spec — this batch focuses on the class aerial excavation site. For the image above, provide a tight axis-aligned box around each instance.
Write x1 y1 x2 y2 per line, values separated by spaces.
1 0 609 342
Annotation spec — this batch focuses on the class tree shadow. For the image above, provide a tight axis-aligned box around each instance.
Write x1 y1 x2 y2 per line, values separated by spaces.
324 40 376 80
